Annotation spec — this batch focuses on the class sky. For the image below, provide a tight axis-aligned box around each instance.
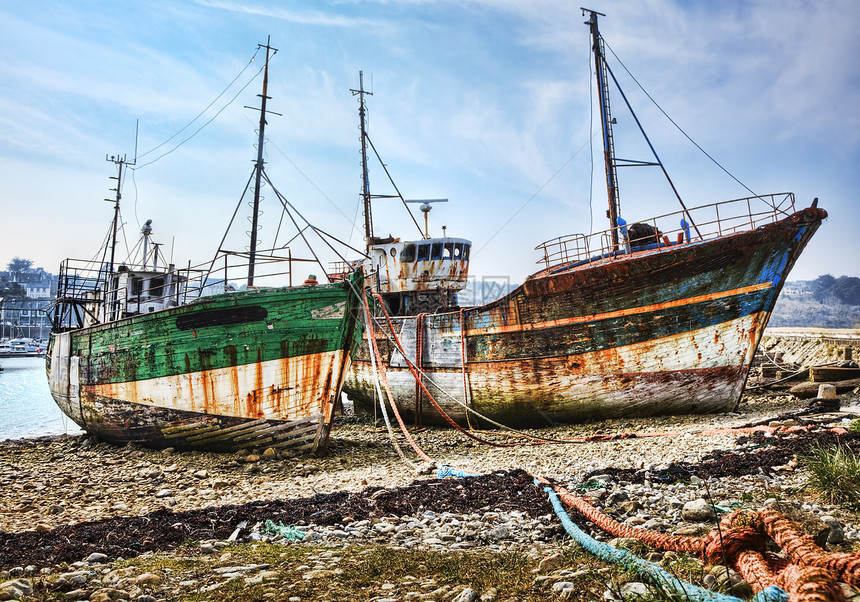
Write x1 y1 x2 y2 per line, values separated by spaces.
1 0 858 287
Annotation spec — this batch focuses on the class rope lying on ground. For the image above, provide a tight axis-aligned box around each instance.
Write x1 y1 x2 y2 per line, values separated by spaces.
536 476 848 602
535 477 785 602
438 466 860 602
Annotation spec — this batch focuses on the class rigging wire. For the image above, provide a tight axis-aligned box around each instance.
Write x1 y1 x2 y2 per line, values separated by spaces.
473 133 596 259
363 134 425 238
137 46 263 161
130 167 141 232
119 48 264 231
603 40 759 199
133 62 265 171
246 111 364 238
263 172 367 264
587 39 596 234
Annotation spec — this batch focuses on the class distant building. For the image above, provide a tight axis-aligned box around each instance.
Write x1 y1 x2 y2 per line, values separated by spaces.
781 281 813 296
0 266 57 341
0 266 55 299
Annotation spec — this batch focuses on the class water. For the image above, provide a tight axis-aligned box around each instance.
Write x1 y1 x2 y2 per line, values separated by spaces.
0 356 82 440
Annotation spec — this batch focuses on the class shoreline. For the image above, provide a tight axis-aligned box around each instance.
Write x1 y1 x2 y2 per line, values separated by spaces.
2 391 860 600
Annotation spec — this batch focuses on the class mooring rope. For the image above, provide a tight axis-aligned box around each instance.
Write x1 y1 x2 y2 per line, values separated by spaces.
366 291 525 448
459 306 474 430
536 476 852 601
436 465 860 601
756 508 860 588
535 477 786 602
360 287 419 469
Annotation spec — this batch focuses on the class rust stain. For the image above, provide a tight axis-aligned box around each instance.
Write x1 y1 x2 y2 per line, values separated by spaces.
471 282 773 337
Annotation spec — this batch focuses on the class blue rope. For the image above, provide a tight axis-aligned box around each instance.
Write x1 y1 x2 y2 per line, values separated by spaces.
536 479 787 602
261 519 306 541
435 467 787 601
437 464 482 478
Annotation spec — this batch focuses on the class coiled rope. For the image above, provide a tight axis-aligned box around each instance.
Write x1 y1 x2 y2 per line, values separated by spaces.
533 475 849 601
535 477 786 602
435 465 860 601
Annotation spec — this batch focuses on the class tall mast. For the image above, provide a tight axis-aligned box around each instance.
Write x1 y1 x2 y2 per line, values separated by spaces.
351 71 374 250
247 37 278 286
105 154 133 274
584 8 621 248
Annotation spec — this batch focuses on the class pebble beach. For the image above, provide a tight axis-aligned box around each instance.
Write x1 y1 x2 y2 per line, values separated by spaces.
2 391 859 601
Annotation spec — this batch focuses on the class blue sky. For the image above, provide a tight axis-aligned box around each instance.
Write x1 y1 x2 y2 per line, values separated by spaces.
1 0 858 285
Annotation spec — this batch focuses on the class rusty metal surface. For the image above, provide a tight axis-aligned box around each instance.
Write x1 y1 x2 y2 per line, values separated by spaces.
363 238 471 294
344 208 825 427
46 276 365 452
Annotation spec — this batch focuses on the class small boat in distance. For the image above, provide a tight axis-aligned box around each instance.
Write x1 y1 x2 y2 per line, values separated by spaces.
0 339 46 358
343 10 827 427
45 40 366 453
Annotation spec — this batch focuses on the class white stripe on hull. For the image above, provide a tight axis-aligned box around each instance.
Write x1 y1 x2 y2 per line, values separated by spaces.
48 335 347 425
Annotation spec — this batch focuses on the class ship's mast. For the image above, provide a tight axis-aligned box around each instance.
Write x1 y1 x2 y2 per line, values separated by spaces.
247 37 278 287
583 8 621 249
351 71 374 251
105 155 133 274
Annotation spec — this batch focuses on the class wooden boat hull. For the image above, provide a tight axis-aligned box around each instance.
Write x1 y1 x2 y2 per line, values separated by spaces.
344 207 825 426
47 277 364 452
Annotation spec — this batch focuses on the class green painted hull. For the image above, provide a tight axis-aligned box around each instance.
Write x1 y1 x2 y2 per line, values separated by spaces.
47 274 365 452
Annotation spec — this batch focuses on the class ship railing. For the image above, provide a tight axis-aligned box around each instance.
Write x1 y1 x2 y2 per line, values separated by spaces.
188 248 326 299
51 246 350 329
535 193 797 271
328 259 365 283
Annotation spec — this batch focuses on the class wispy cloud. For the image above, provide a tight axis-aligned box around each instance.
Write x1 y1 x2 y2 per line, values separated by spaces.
194 0 388 29
0 0 857 281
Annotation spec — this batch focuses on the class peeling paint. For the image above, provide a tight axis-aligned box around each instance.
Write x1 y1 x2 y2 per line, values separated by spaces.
47 275 365 452
345 208 825 427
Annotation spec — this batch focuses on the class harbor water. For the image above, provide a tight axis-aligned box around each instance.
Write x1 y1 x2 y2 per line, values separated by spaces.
0 356 82 440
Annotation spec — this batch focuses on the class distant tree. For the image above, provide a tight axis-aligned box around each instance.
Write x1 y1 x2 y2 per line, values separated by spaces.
812 274 837 302
831 276 860 306
0 278 26 298
815 274 836 288
6 257 32 280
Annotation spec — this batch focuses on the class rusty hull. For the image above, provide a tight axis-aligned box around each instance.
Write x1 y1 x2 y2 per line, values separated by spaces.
344 207 826 426
47 276 365 452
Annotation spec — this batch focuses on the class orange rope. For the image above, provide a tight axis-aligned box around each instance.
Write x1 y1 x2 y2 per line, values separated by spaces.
362 288 434 464
757 508 860 588
414 312 425 425
735 550 786 592
370 292 522 448
459 307 473 430
776 564 846 602
535 476 856 601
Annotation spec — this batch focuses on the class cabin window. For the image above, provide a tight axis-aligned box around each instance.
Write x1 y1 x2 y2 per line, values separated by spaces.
462 244 471 260
453 243 463 259
400 244 417 262
390 248 396 257
443 242 454 260
149 277 165 296
131 278 143 296
431 243 443 260
417 244 430 261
